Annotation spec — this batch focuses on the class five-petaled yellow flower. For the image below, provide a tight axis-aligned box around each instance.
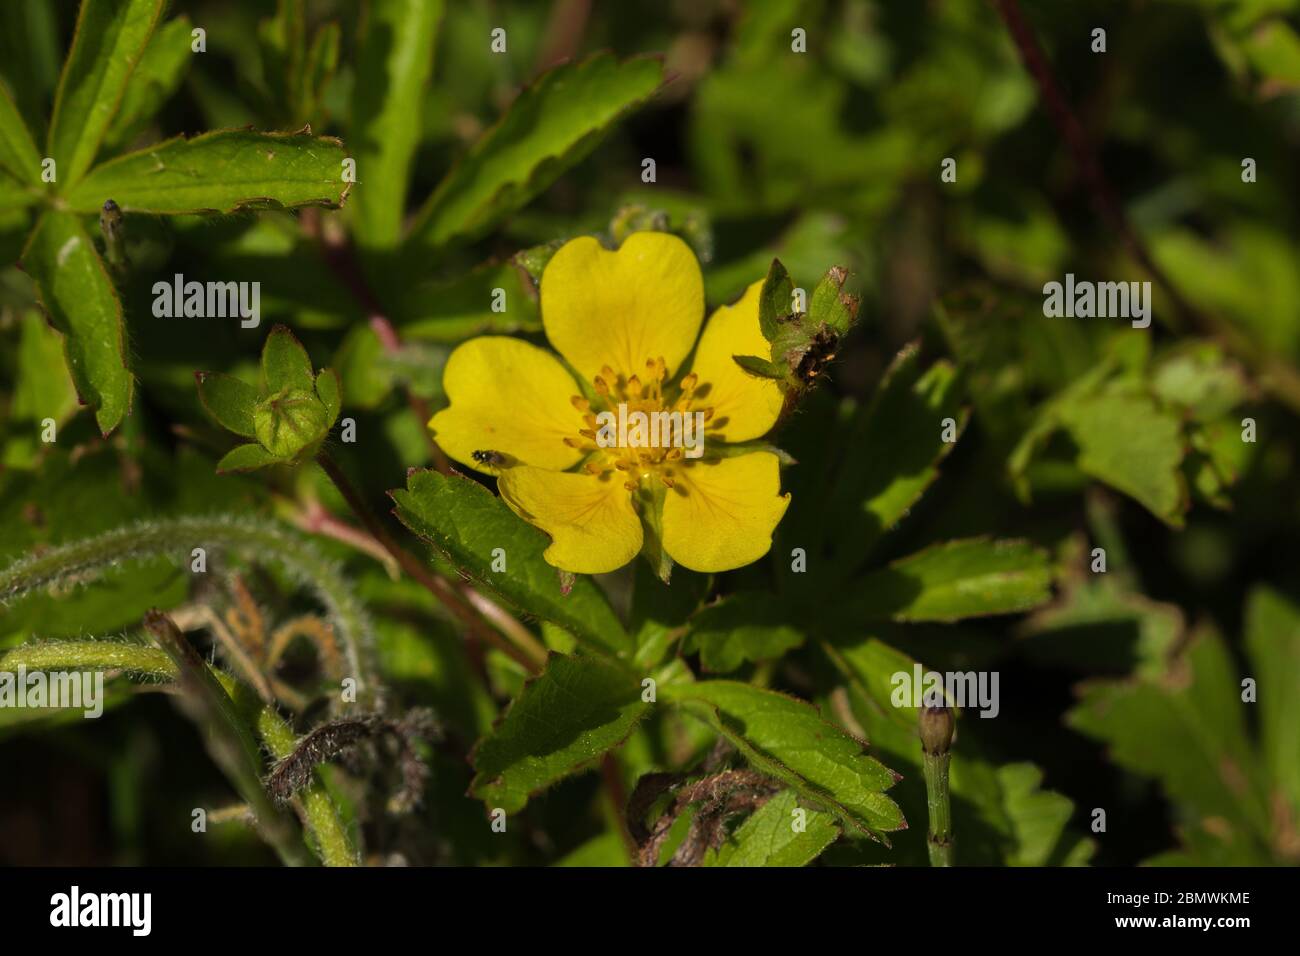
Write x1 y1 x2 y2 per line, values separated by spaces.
429 232 790 575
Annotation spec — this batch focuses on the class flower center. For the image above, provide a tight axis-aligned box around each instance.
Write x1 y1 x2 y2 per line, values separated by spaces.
564 357 714 491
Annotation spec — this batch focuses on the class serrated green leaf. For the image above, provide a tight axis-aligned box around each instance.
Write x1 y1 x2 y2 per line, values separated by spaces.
663 680 905 839
821 636 927 732
21 210 132 435
195 371 258 438
350 0 444 248
1069 628 1271 839
102 16 193 154
0 82 41 185
1057 389 1188 527
64 129 350 215
705 790 839 866
757 258 792 343
809 265 857 334
408 53 663 250
216 443 285 473
47 0 165 188
994 763 1095 867
391 470 629 654
470 653 648 813
848 538 1052 622
261 324 315 392
1243 587 1300 819
828 344 965 561
689 593 804 673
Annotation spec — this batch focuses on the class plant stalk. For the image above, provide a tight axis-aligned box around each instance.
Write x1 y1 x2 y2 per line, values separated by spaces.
920 705 955 867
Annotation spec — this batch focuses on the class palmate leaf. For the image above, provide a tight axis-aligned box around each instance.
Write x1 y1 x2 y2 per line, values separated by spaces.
64 129 350 214
391 470 629 655
407 53 664 250
350 0 444 249
21 210 132 434
47 0 165 188
663 680 905 840
470 653 648 813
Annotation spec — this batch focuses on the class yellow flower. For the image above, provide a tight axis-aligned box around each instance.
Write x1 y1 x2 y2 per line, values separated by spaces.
429 232 790 575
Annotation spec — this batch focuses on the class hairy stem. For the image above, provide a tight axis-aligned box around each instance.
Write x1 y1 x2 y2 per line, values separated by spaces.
1 634 356 866
145 610 315 867
0 514 378 707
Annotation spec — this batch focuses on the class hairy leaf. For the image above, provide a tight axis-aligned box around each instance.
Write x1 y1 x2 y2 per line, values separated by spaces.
391 470 629 654
350 0 444 248
408 53 663 249
65 129 350 214
664 680 905 839
21 211 132 434
848 538 1053 623
470 654 647 813
47 0 165 187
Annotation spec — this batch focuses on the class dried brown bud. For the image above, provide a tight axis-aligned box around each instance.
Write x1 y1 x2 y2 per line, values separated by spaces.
919 705 955 756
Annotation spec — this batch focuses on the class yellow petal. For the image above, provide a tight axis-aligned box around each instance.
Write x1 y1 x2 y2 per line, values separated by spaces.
498 466 643 574
662 452 790 573
689 280 785 443
429 336 584 473
541 232 704 382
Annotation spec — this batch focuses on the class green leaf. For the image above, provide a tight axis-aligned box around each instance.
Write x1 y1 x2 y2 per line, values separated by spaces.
0 82 41 184
1243 587 1300 819
994 763 1095 867
830 344 965 559
688 593 804 673
21 210 132 435
253 388 329 459
663 680 905 839
315 367 342 426
1069 628 1271 840
216 443 285 474
757 257 792 342
704 790 839 866
195 371 258 438
391 470 630 655
1057 388 1188 527
848 538 1053 623
47 0 165 188
393 261 540 341
261 324 315 392
350 0 444 248
821 636 927 732
64 129 350 215
102 16 193 154
408 53 664 250
731 354 786 379
809 266 858 334
470 653 648 813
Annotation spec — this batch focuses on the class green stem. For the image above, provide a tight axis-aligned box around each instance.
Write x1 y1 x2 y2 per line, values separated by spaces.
919 705 955 867
0 514 378 707
257 708 358 867
0 634 357 866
